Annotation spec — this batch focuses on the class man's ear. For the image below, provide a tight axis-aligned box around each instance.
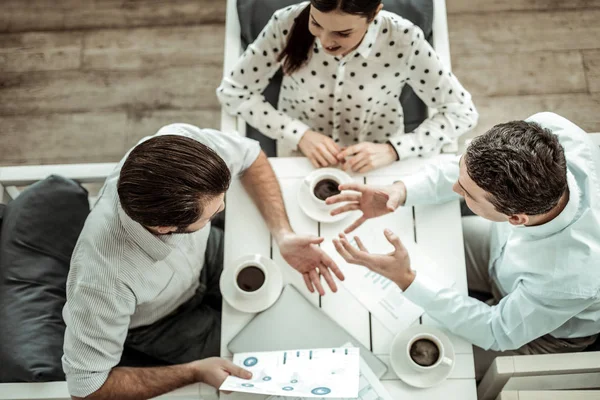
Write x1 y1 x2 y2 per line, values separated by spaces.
153 226 176 234
508 214 529 226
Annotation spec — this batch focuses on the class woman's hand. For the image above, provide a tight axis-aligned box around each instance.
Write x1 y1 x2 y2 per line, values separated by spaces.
298 130 341 168
337 142 398 173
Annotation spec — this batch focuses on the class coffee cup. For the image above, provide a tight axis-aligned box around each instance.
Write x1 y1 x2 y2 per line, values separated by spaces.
303 173 342 210
406 333 453 372
234 260 268 299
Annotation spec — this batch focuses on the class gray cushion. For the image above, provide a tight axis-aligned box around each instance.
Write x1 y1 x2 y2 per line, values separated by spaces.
237 0 433 156
0 176 89 382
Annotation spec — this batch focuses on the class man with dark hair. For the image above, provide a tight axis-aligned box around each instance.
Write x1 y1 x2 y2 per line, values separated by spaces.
328 113 600 378
62 124 344 399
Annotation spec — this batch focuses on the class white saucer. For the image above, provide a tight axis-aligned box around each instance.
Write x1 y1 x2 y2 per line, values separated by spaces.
390 325 456 388
220 255 283 314
297 168 354 224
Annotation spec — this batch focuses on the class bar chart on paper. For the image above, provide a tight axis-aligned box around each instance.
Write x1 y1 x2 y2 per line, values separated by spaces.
365 270 394 290
323 239 453 334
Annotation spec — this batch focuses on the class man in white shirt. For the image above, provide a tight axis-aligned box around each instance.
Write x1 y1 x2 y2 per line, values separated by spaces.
329 112 600 379
62 124 344 399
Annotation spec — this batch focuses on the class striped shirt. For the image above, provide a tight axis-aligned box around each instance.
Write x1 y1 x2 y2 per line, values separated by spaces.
61 124 260 397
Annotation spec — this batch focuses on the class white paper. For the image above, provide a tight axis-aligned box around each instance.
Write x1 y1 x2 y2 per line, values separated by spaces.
220 347 360 398
323 234 454 334
266 351 393 400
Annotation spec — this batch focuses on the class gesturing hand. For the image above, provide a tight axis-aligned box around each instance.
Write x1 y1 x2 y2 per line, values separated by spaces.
298 130 341 168
325 182 407 233
332 230 416 291
278 233 345 295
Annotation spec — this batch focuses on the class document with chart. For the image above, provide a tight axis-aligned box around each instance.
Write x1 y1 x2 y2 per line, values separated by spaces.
220 347 359 398
323 237 454 333
266 353 392 400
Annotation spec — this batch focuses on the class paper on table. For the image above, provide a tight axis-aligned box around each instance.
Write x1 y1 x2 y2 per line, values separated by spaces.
323 233 454 334
220 347 360 398
266 350 393 400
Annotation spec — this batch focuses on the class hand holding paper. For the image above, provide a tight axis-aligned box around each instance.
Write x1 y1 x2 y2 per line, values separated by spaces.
220 348 360 398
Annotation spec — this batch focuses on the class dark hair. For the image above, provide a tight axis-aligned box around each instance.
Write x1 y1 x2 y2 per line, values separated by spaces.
118 135 231 229
465 121 568 216
278 0 381 74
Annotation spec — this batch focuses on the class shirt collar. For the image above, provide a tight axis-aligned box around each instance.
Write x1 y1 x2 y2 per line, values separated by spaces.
313 15 380 60
117 202 173 262
514 170 581 238
354 16 380 59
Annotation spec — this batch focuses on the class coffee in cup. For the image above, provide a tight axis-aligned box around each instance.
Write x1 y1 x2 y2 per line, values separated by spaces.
313 178 341 201
406 333 453 372
236 265 266 293
304 172 343 211
409 338 440 367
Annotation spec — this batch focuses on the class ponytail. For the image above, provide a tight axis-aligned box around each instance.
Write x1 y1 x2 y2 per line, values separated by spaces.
277 5 313 75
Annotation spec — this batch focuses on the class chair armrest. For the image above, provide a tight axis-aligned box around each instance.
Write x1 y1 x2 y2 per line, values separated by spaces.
479 352 600 400
498 390 600 400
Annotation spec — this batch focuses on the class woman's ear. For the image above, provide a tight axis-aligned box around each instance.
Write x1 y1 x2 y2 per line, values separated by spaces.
368 3 384 22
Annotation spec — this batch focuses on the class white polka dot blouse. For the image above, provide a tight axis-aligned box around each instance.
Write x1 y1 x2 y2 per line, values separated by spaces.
217 2 479 160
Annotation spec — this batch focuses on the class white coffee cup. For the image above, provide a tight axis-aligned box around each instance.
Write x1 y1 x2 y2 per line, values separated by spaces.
233 257 269 299
406 333 453 372
303 172 341 211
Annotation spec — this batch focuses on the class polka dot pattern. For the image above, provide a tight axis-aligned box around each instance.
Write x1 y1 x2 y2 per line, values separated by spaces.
216 5 478 160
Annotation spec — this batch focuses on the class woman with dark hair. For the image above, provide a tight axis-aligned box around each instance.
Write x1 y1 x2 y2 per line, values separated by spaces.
218 0 478 172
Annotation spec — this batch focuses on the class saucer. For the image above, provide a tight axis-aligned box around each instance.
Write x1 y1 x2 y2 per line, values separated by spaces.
297 168 355 224
220 254 283 314
390 325 456 388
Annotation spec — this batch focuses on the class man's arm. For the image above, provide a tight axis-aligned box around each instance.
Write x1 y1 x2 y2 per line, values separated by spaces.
402 156 462 206
240 151 344 294
240 150 292 241
73 358 250 400
73 364 197 400
403 275 595 351
334 231 595 352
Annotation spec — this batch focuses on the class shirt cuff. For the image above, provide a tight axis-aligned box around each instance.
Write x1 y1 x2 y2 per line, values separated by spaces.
389 134 419 161
402 172 432 206
66 370 110 398
403 272 445 310
283 119 310 151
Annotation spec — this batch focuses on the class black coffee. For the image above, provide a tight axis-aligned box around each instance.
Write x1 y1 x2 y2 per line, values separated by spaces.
313 179 341 201
236 266 266 292
409 339 440 367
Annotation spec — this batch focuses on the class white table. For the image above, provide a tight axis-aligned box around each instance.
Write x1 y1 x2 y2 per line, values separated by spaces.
221 155 476 400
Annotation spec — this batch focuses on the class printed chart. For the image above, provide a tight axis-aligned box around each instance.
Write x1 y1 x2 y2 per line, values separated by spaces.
220 348 360 398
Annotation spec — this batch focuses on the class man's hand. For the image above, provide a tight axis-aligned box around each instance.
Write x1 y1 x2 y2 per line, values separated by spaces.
337 142 398 173
278 232 345 295
333 230 416 291
298 130 341 168
191 357 252 392
325 182 407 233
